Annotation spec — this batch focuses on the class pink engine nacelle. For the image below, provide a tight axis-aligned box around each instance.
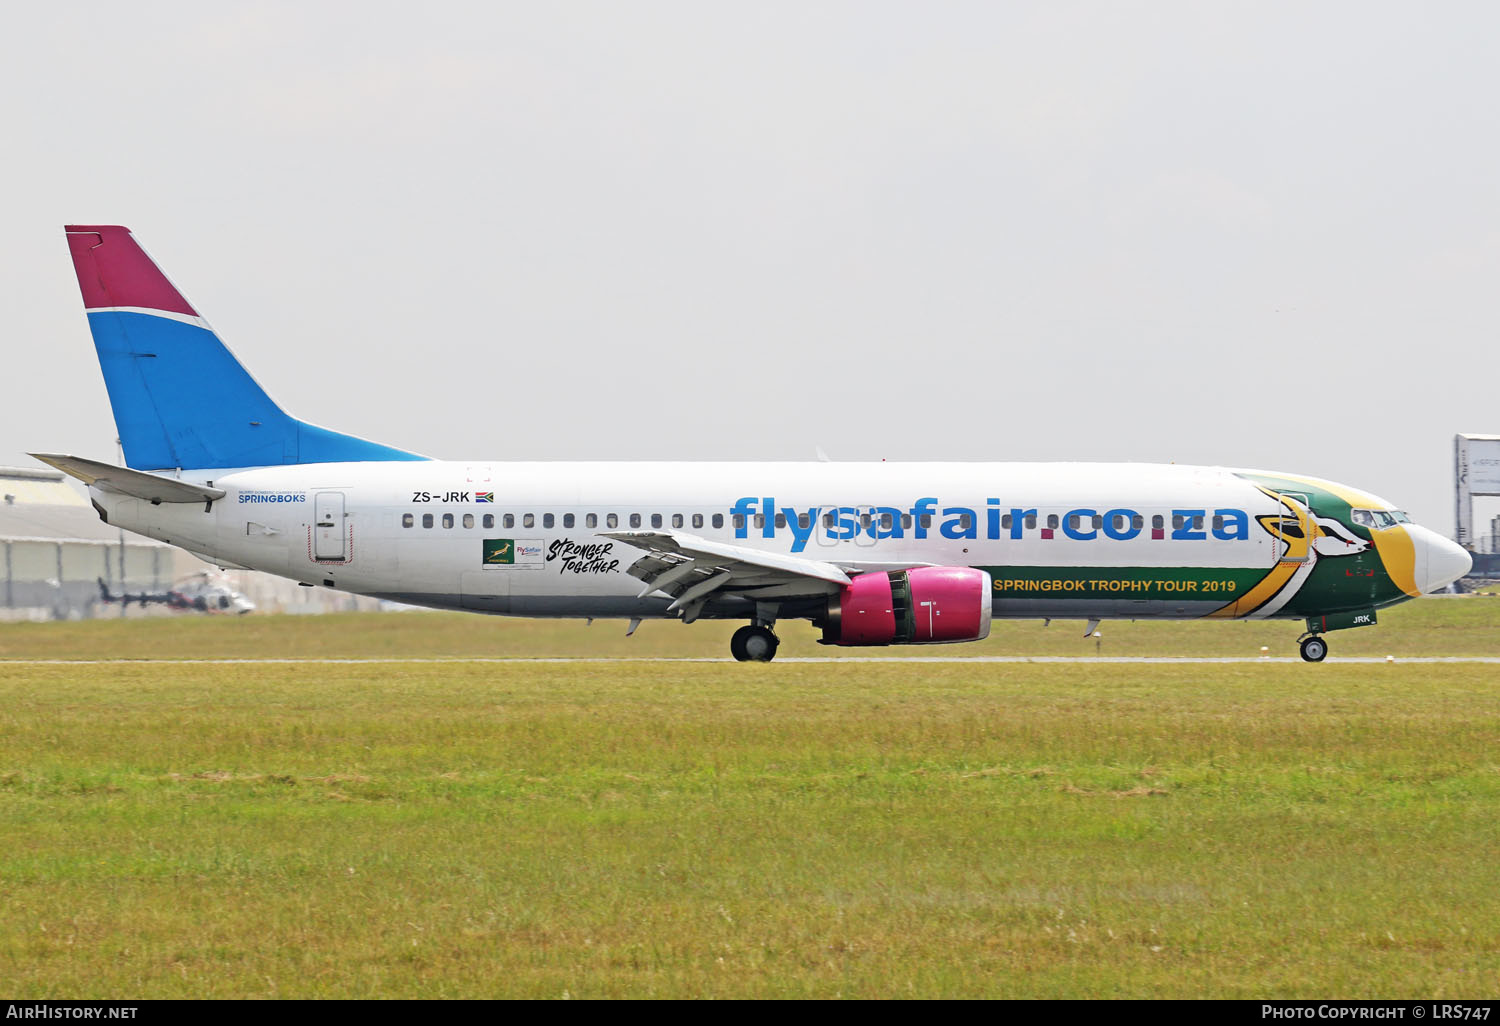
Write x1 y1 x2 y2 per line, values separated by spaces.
820 567 994 646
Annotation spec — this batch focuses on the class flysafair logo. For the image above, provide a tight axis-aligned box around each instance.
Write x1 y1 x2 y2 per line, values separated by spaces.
238 490 306 504
729 497 1251 554
483 538 544 566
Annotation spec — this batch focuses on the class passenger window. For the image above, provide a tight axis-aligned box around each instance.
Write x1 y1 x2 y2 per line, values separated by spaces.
630 513 642 528
1192 516 1204 531
672 513 684 528
402 513 414 528
422 513 433 529
651 513 663 528
442 513 454 528
1132 515 1144 530
732 514 744 530
504 514 514 529
543 513 554 529
462 513 474 529
1046 514 1059 529
483 514 494 529
1212 515 1224 532
692 513 703 528
607 513 618 528
901 514 911 530
880 513 893 530
563 513 575 529
860 513 872 531
1067 514 1080 531
921 515 933 529
1001 514 1012 530
523 513 535 528
754 514 764 530
712 514 723 529
1152 514 1164 530
1091 515 1103 530
1024 514 1036 529
959 514 973 530
774 513 787 529
823 513 836 528
585 513 597 528
1172 514 1184 530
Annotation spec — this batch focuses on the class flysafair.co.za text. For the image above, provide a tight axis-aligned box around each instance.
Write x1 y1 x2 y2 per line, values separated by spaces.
728 497 1251 553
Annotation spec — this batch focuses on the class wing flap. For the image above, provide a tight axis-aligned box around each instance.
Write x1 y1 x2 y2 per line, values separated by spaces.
602 530 851 609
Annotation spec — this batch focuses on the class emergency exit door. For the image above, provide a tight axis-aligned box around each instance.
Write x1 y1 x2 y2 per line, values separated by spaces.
314 492 346 561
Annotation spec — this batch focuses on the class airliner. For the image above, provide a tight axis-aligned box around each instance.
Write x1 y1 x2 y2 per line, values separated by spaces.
35 225 1472 662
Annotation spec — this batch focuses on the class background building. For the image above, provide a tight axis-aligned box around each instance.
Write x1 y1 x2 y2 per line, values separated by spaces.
1454 435 1500 582
0 465 184 620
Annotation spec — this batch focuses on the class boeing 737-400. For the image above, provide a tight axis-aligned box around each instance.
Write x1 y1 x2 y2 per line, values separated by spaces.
34 225 1473 661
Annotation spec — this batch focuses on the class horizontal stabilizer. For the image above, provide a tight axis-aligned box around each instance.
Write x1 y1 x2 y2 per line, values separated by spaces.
29 453 226 504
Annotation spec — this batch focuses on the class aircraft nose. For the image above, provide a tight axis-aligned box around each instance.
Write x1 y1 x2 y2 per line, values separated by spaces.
1407 524 1473 594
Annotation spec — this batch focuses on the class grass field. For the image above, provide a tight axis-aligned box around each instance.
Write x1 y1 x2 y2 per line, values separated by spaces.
2 599 1498 998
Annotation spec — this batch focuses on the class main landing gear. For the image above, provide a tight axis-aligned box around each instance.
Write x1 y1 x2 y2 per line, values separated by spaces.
731 624 780 662
1298 635 1328 662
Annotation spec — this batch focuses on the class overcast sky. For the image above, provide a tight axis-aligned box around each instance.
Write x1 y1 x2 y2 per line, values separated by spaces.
3 2 1496 533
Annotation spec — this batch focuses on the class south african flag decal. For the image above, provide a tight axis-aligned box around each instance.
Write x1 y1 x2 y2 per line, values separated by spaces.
475 492 494 503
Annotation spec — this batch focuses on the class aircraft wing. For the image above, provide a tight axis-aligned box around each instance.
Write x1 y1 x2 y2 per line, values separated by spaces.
600 530 854 618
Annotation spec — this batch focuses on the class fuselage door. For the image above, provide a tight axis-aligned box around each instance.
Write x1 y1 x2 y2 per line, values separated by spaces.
314 491 346 561
1273 491 1312 564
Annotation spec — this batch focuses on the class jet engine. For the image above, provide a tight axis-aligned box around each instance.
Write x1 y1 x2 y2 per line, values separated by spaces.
818 567 993 645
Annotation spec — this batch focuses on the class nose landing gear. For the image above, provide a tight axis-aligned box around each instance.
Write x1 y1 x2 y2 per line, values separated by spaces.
1298 634 1328 662
731 624 780 662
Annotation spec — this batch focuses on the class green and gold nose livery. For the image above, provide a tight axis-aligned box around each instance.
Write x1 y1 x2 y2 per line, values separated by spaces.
1226 471 1467 617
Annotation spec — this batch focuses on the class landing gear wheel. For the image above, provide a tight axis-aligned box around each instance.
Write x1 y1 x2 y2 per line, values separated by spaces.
1299 636 1328 663
730 624 780 662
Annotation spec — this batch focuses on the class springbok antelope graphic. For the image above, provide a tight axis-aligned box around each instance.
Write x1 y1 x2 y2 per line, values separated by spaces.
1210 490 1369 619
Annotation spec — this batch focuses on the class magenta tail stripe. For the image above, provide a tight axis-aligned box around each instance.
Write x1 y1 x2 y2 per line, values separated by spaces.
65 225 197 316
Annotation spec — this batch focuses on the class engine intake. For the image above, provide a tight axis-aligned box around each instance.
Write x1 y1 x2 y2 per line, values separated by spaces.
820 566 993 646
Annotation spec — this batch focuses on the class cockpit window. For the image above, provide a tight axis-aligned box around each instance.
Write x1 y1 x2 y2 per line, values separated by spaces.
1352 508 1403 529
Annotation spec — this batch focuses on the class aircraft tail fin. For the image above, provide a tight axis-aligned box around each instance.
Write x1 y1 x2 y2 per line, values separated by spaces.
64 226 427 471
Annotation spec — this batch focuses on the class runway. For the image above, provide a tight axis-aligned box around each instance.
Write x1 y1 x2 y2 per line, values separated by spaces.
3 656 1499 665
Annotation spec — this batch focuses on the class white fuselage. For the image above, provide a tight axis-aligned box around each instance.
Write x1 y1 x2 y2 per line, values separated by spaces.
90 459 1348 622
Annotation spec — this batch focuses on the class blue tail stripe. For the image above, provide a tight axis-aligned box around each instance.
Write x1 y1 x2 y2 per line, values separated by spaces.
87 310 427 470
